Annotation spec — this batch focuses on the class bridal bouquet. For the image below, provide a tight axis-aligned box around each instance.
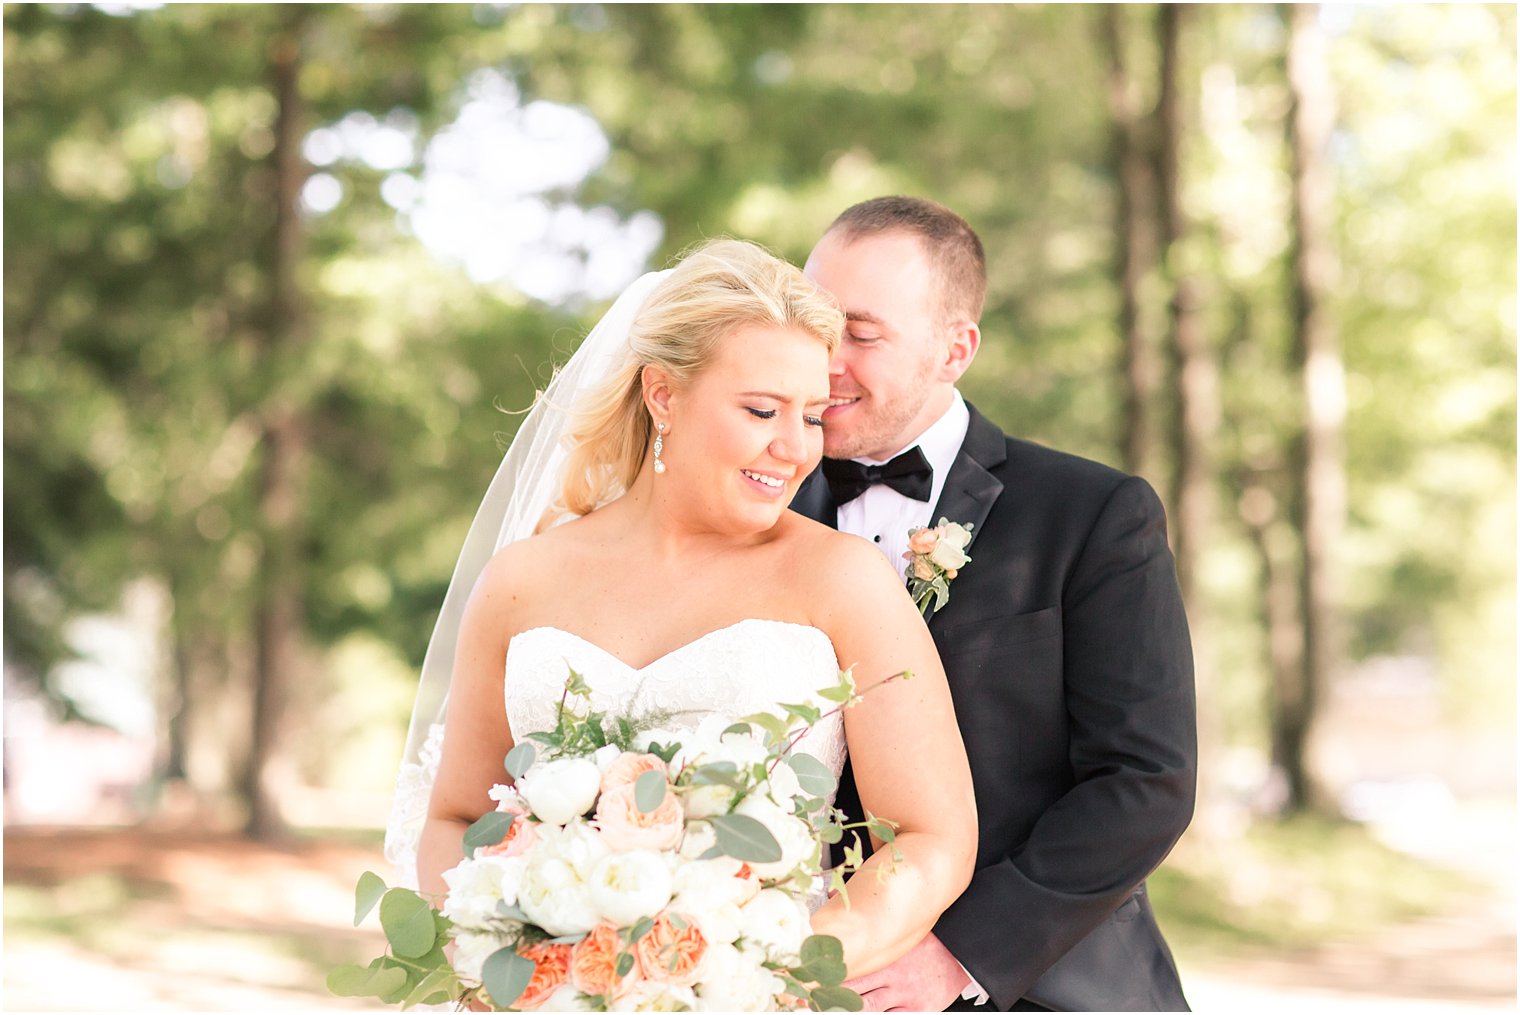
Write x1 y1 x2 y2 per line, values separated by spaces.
331 669 901 1011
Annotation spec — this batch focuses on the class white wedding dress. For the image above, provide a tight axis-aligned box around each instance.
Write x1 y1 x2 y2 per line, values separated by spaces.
386 618 848 885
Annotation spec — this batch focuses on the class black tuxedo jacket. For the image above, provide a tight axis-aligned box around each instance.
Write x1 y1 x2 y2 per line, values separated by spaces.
792 404 1196 1012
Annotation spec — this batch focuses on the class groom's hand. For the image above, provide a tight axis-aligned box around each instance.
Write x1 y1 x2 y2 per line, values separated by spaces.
844 932 971 1012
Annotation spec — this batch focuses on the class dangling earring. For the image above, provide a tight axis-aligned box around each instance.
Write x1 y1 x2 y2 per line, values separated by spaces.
653 421 667 474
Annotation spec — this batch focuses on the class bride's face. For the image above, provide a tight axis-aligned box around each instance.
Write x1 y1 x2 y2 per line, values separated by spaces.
661 323 830 533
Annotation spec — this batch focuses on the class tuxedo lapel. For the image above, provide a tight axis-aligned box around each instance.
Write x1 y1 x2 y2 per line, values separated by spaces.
926 405 1007 628
790 469 839 529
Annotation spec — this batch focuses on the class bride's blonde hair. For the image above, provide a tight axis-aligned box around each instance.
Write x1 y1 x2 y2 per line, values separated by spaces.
548 238 843 526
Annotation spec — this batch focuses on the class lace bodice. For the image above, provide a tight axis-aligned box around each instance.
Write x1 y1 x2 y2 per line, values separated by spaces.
505 619 845 767
385 618 847 886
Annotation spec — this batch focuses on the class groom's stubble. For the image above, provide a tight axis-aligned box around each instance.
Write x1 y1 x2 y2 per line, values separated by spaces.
805 229 958 462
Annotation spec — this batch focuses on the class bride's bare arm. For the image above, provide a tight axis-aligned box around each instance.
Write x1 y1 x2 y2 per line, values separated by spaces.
416 554 519 898
808 535 978 978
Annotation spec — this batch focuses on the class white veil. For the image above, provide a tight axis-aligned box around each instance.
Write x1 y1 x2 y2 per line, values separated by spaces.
383 268 672 886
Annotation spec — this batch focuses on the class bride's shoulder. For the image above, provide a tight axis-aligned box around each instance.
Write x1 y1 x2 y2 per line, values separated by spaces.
776 513 902 590
471 520 585 604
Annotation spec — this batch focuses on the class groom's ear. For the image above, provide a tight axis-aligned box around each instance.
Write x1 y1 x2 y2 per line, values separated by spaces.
940 319 980 383
641 364 675 423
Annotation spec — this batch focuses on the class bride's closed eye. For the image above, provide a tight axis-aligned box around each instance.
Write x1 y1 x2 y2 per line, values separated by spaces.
748 406 826 428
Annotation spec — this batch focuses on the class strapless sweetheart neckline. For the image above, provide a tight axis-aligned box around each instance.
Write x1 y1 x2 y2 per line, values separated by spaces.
509 618 834 673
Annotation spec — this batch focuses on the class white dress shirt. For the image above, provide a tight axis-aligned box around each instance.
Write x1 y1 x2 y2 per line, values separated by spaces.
834 391 970 577
830 390 990 1006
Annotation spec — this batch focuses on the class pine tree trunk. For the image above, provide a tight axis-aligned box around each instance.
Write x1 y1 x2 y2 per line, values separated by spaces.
1239 478 1310 811
244 14 310 841
1155 3 1218 605
1154 4 1222 825
1280 2 1345 813
1104 3 1160 481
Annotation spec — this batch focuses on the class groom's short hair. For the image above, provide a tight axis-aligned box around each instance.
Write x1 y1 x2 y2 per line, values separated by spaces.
826 196 987 324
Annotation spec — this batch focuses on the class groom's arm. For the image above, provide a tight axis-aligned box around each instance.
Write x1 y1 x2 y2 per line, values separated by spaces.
935 474 1197 1010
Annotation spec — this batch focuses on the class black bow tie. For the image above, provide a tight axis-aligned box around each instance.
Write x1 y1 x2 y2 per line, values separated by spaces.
822 446 934 504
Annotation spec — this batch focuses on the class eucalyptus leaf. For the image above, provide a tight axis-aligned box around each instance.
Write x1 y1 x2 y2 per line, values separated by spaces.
353 870 387 926
463 810 516 857
377 958 418 1005
817 821 844 844
402 967 457 1010
494 901 531 922
707 813 783 863
692 761 743 787
627 915 655 942
380 889 438 958
482 947 534 1009
327 962 407 999
634 768 668 812
785 753 838 797
505 742 537 777
723 721 753 737
800 934 845 966
809 984 865 1011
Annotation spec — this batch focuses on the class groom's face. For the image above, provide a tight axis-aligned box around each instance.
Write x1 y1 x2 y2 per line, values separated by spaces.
804 229 952 461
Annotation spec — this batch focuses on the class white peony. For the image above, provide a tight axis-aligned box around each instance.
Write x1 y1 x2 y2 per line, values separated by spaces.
611 981 699 1011
765 757 802 803
450 929 503 987
586 849 673 926
737 887 810 962
538 983 595 1011
671 857 759 945
693 941 787 1011
679 782 738 820
677 821 717 860
734 794 817 880
488 783 528 809
517 821 610 935
518 757 603 826
441 854 528 928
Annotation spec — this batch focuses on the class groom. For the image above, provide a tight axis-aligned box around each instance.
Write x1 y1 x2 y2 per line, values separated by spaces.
793 197 1196 1011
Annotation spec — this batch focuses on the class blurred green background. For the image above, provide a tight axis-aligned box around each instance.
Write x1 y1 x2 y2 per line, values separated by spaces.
3 3 1514 1010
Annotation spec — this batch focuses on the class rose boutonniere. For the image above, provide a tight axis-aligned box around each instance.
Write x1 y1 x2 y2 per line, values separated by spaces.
903 518 973 617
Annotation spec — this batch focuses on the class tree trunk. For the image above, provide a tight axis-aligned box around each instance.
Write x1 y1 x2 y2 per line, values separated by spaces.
1103 4 1160 482
1154 4 1222 826
244 14 310 841
1280 2 1345 814
1239 474 1310 812
1155 3 1218 605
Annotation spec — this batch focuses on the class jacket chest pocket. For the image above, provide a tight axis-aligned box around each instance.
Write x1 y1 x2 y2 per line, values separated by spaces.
934 604 1061 658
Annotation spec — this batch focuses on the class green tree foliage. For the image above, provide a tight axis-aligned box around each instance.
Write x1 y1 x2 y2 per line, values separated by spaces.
4 5 1512 822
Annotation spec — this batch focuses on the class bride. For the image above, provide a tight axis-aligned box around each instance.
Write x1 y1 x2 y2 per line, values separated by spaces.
389 239 976 985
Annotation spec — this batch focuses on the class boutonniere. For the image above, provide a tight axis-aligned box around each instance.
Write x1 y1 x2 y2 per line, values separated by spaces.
903 518 974 617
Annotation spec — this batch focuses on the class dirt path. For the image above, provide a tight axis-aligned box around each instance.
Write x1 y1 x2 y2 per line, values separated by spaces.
3 824 1515 1012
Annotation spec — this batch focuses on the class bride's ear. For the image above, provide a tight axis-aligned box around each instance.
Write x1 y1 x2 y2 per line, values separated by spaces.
641 365 675 428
